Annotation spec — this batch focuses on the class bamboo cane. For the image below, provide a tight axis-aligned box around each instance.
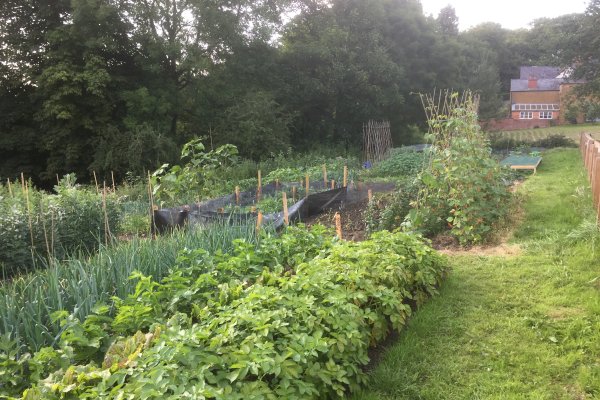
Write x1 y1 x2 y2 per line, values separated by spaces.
93 171 99 195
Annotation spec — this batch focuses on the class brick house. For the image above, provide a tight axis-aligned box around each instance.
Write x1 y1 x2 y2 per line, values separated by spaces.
510 66 583 124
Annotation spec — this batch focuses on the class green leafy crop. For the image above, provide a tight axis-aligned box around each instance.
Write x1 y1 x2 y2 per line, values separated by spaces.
8 226 447 399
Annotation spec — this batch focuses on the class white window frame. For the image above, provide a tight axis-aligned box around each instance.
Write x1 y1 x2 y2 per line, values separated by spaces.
520 111 533 119
539 111 553 119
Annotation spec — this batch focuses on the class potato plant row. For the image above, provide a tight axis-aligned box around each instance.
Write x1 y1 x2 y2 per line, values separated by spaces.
5 226 447 399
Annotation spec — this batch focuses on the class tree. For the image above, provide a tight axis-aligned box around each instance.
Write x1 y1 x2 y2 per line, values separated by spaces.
437 5 459 37
564 0 600 96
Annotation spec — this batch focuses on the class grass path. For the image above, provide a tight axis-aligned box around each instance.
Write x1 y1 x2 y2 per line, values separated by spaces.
352 149 600 399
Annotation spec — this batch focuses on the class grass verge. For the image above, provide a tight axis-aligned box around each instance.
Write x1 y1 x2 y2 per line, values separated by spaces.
351 148 600 399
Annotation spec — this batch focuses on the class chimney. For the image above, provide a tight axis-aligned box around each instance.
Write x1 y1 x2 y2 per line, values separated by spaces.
528 75 538 89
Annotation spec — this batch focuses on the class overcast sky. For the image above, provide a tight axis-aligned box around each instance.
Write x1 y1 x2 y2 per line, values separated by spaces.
420 0 589 31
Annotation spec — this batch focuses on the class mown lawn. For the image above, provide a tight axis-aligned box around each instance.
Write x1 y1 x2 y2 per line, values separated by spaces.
493 123 600 144
351 148 600 400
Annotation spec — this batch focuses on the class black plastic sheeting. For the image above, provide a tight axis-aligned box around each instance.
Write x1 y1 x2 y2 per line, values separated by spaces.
152 182 347 234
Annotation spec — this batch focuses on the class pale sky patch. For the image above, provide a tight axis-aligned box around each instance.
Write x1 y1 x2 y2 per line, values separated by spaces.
420 0 589 31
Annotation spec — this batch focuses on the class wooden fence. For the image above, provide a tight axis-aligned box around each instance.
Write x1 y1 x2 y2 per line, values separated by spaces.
580 133 600 220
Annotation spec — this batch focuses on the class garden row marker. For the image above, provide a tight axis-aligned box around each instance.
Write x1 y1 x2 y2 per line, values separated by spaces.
111 171 116 192
23 177 35 252
256 211 263 232
331 179 335 189
305 174 309 198
102 182 110 246
282 192 289 226
323 164 327 186
368 189 373 202
343 166 348 187
20 172 25 193
334 212 342 239
292 186 297 202
147 172 156 238
235 186 240 205
7 178 12 197
40 199 51 262
257 170 262 201
93 170 99 195
56 174 60 186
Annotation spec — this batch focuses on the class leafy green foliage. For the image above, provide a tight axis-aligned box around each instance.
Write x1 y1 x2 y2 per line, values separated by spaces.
408 93 511 244
0 222 260 356
365 179 422 235
8 226 447 398
361 150 426 179
151 139 239 207
0 176 120 275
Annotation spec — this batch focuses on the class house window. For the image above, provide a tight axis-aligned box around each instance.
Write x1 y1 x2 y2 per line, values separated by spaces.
539 111 553 119
520 111 533 119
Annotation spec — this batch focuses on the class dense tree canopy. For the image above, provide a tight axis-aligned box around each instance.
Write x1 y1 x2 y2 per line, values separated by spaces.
0 0 595 186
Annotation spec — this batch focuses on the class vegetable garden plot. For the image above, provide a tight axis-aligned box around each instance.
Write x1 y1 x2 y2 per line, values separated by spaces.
153 182 347 233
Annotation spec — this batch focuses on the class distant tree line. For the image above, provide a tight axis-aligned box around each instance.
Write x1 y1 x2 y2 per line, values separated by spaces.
0 0 597 187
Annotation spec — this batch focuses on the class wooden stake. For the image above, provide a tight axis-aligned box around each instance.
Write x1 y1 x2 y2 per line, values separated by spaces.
20 172 25 194
147 172 155 238
305 174 309 198
235 186 240 205
282 192 289 226
7 179 13 198
343 166 348 188
257 170 262 194
56 174 60 186
102 182 110 246
292 186 297 202
40 200 51 261
93 171 99 195
331 179 335 190
323 164 327 186
111 171 116 192
334 212 342 239
368 189 373 202
256 211 263 232
24 181 35 251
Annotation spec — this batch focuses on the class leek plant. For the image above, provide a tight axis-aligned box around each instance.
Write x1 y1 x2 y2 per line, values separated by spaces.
0 222 260 353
